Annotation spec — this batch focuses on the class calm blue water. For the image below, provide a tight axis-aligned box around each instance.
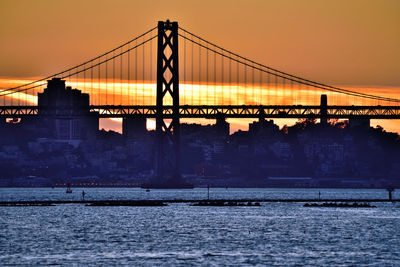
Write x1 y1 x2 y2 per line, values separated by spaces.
1 188 399 266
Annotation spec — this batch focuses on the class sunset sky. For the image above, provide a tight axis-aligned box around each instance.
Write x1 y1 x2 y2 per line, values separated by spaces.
0 0 399 132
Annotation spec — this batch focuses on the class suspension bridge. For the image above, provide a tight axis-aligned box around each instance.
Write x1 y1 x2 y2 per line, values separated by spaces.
1 20 399 186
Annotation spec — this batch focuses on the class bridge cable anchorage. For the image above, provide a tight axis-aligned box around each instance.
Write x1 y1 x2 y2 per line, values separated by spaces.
178 27 400 103
0 27 157 97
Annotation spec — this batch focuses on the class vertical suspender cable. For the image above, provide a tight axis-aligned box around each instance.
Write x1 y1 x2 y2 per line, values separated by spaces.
290 79 293 105
244 61 246 104
106 57 108 105
290 81 297 105
221 49 224 105
198 39 201 105
135 39 137 105
113 51 115 105
191 35 194 105
229 52 231 105
282 77 285 105
150 32 152 106
252 64 254 104
120 47 123 105
91 63 94 104
298 82 301 105
143 35 145 105
267 71 270 105
98 58 100 105
74 67 77 89
183 32 186 105
259 70 262 105
206 43 209 105
214 49 216 105
84 64 86 97
236 56 239 105
17 82 20 106
275 75 278 105
128 45 130 105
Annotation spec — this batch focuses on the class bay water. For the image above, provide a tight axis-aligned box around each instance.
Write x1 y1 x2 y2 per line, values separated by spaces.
0 188 399 266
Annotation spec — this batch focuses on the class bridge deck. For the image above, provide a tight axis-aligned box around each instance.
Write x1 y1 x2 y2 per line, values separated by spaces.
1 105 400 119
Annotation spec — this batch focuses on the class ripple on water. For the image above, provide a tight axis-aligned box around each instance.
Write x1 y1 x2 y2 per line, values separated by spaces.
0 189 400 266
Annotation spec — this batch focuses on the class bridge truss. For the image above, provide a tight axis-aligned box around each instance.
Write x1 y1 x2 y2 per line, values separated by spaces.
2 105 400 119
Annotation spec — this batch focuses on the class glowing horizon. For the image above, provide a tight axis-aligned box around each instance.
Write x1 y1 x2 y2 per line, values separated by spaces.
1 77 400 134
2 77 400 106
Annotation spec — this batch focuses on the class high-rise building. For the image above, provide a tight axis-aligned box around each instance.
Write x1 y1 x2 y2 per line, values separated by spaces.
38 78 98 140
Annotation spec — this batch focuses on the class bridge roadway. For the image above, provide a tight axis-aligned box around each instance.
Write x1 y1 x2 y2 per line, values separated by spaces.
1 105 400 119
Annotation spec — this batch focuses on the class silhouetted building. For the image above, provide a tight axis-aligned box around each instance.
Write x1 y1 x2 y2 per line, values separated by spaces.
349 118 370 129
123 117 147 139
215 115 229 137
249 118 279 136
181 119 230 139
38 78 98 140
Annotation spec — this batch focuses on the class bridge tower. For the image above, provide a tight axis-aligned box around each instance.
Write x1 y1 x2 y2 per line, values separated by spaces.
152 20 189 188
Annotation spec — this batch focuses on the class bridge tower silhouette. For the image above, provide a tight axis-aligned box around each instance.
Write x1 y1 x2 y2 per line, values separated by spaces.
153 20 186 187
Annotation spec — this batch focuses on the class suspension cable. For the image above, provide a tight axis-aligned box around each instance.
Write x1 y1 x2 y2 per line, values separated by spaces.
0 35 157 97
0 26 157 95
179 27 400 103
179 33 400 103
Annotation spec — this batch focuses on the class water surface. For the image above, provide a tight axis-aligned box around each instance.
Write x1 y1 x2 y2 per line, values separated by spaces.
1 188 399 266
